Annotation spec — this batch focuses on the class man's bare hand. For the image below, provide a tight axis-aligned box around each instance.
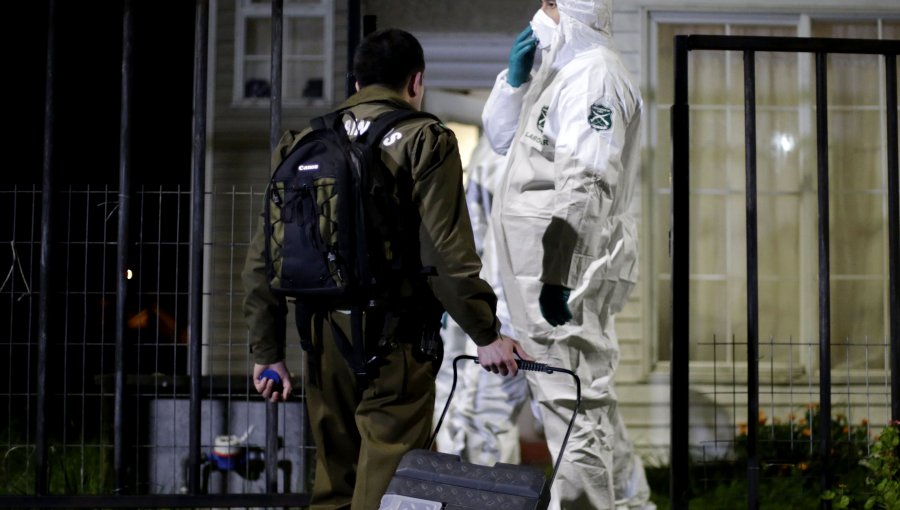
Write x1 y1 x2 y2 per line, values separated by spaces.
476 335 533 376
253 361 293 402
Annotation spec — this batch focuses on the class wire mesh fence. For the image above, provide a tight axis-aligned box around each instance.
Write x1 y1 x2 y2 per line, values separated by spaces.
0 186 311 507
687 334 892 507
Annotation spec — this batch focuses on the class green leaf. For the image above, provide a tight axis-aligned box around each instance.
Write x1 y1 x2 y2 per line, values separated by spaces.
836 495 850 508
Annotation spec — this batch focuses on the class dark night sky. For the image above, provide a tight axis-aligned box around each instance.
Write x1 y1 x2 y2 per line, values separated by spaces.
8 1 196 187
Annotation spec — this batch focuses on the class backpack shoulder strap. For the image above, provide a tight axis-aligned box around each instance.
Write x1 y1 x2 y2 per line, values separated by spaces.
310 109 353 136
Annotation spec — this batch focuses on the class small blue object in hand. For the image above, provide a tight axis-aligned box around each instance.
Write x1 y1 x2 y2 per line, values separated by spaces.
258 368 283 392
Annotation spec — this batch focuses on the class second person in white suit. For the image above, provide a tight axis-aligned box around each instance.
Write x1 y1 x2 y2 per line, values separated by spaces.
481 0 653 508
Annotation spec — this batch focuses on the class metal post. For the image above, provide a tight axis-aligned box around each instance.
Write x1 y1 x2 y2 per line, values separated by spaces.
35 0 56 495
346 0 360 98
266 0 284 496
885 55 899 423
743 50 760 510
363 14 377 37
269 0 282 153
814 51 833 506
188 0 209 495
670 34 691 510
114 0 134 494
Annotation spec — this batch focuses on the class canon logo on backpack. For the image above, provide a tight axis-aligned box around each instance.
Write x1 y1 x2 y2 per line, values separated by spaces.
298 164 319 172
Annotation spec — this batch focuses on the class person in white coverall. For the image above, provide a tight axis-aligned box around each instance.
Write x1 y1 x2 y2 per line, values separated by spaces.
433 136 531 465
481 0 653 508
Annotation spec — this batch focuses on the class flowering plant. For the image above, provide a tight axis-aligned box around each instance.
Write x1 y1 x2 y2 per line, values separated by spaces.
822 420 900 509
734 404 871 476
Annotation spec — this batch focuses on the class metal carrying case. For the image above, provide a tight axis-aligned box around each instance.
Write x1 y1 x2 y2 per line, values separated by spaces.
379 355 581 510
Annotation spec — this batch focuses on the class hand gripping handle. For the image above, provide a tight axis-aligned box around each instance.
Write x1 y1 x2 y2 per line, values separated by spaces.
427 355 581 490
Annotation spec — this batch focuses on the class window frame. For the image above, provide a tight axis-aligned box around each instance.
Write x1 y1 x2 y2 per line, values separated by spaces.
233 0 335 107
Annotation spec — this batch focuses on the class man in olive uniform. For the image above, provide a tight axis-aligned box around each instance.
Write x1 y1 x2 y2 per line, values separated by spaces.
242 29 530 510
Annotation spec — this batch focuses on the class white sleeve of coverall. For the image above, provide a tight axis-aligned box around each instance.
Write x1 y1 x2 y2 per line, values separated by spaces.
542 85 631 289
481 70 530 156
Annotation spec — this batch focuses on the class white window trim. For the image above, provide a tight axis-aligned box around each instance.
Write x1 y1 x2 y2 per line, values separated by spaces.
233 0 334 107
642 9 897 383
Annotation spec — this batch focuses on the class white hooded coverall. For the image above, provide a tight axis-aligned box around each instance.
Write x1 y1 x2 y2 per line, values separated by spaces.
481 1 651 508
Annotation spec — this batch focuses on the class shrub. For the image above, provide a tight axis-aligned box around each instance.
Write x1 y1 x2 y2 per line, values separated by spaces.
822 421 900 510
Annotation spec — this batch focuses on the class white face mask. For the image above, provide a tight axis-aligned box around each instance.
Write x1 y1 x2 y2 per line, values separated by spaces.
530 8 558 50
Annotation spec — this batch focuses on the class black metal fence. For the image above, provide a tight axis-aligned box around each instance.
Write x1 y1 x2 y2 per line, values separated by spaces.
669 35 900 509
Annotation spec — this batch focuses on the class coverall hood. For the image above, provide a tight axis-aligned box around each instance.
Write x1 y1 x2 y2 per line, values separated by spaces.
545 0 614 71
557 0 612 37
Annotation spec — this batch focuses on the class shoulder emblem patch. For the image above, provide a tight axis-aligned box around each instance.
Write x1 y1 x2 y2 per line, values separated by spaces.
537 106 549 133
589 103 613 132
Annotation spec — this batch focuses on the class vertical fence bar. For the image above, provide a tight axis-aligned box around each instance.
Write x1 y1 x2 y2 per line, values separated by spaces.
188 0 209 495
114 0 134 494
269 0 282 153
743 49 760 510
363 14 377 37
814 51 833 505
885 54 899 422
35 0 56 495
670 34 691 510
346 0 360 98
266 0 283 496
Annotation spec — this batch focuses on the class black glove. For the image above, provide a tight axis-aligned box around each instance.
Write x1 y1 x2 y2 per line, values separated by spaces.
539 284 572 326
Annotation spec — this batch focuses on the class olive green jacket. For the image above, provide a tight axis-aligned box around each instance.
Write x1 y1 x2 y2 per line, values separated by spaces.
242 85 501 364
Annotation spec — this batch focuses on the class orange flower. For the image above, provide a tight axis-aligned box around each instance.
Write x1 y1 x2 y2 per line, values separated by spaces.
758 410 767 425
842 426 849 435
738 423 748 436
802 428 811 437
799 462 809 472
861 419 869 426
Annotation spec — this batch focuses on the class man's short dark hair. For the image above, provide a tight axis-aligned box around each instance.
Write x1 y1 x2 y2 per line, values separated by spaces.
353 29 425 91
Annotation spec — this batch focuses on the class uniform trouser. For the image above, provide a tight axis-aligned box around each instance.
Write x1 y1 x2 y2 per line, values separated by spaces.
303 312 436 510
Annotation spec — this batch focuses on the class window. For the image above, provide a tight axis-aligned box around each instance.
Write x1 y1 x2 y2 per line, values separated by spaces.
234 0 334 106
648 13 899 381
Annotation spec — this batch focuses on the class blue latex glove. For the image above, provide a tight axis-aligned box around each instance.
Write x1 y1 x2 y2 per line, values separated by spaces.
506 26 537 88
539 284 572 326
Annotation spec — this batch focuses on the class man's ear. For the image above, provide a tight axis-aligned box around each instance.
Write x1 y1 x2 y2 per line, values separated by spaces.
407 71 423 98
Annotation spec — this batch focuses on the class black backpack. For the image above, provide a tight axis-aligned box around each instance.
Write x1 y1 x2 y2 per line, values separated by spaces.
263 106 441 380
